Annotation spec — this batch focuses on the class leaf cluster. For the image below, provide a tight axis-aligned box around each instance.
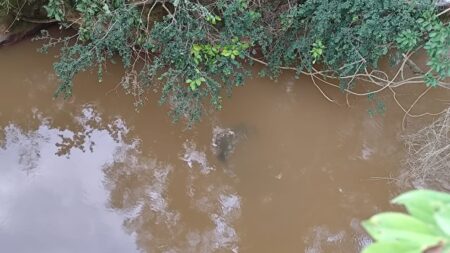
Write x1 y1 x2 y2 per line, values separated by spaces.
362 190 450 253
38 0 450 124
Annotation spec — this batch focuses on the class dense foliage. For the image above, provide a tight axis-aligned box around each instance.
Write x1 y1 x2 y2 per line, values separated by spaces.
14 0 450 123
362 189 450 253
0 0 49 20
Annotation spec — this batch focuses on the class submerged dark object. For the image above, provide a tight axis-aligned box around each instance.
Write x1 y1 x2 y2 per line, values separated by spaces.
211 125 248 163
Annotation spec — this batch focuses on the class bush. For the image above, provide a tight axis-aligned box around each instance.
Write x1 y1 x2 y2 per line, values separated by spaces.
34 0 450 124
402 108 450 190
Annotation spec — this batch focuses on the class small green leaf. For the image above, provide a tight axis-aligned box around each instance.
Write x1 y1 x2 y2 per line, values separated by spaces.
102 4 111 14
192 44 202 52
221 50 231 57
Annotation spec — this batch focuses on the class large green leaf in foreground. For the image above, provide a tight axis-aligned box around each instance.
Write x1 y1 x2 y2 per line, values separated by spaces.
362 190 450 253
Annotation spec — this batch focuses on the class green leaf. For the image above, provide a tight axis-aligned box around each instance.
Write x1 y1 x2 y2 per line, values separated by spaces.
393 190 450 224
364 227 442 248
362 242 421 253
435 204 450 236
102 4 111 15
221 50 231 57
369 212 438 234
362 212 442 245
190 83 196 91
192 44 202 52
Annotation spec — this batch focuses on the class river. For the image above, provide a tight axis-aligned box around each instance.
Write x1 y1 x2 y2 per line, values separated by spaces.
0 37 448 253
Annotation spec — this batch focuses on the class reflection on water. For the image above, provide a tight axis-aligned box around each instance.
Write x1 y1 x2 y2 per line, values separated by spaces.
103 141 241 253
1 38 449 252
0 115 137 253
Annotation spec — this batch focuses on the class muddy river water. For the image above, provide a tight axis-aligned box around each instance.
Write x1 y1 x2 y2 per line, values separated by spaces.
0 38 448 253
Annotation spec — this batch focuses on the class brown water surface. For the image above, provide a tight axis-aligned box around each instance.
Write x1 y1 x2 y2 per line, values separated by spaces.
0 38 447 253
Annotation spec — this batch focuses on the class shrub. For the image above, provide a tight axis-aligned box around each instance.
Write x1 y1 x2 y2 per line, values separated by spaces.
34 0 450 124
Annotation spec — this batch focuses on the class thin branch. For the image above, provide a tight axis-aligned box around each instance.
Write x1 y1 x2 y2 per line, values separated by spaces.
402 86 432 129
310 75 336 103
437 7 450 17
18 16 58 24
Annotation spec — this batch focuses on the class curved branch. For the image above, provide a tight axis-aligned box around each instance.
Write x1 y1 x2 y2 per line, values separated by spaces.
19 16 58 24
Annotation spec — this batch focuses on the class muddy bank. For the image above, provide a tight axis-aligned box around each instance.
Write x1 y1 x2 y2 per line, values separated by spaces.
0 18 49 46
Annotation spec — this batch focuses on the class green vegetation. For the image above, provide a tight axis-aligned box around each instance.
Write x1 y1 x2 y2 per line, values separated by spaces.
362 189 450 253
1 0 449 124
0 0 49 20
